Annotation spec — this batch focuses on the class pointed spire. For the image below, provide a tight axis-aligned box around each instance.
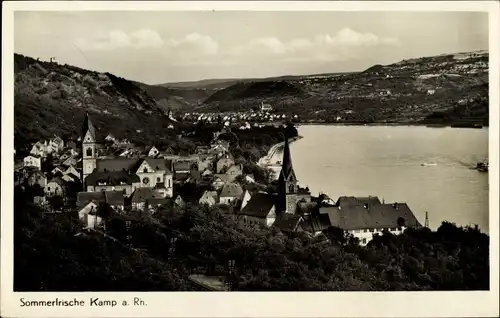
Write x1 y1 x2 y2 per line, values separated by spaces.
82 112 96 141
279 136 295 182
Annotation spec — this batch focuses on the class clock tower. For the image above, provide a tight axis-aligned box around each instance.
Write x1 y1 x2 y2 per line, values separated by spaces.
81 112 97 186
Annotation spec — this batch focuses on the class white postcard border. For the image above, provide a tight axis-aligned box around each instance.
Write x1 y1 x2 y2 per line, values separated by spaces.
2 1 499 318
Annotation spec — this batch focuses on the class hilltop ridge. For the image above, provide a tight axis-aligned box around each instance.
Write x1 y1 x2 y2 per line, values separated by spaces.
14 53 177 150
14 49 489 151
193 50 488 124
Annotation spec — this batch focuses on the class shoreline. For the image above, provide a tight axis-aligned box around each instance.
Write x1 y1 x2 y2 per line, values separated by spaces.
258 135 303 168
295 122 488 128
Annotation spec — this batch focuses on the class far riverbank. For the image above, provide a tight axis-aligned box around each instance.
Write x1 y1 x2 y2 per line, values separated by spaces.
296 122 488 129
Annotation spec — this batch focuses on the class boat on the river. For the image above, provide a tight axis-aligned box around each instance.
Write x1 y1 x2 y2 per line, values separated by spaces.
476 160 488 172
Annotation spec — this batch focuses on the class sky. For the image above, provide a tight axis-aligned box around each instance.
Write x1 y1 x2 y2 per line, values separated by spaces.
14 11 489 84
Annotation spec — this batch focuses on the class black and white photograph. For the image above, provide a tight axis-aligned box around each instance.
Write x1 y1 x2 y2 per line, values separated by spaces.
1 1 499 317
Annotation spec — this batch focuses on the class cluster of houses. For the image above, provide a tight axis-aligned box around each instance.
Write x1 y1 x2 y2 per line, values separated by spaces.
16 112 422 246
180 102 299 128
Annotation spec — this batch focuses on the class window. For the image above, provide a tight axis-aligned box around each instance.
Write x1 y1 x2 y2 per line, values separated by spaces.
143 167 148 173
362 238 367 244
397 227 402 231
86 148 92 157
168 179 171 188
363 229 368 233
157 177 161 182
369 228 374 233
288 184 295 193
47 187 51 191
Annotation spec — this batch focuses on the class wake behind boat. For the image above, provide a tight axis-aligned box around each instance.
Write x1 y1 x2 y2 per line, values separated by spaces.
421 162 438 167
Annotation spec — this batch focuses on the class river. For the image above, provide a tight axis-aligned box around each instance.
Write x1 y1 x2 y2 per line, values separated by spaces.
270 125 489 232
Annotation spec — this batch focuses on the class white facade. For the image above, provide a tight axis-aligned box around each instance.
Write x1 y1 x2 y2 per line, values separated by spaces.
24 156 42 169
219 196 237 205
240 190 252 210
82 130 97 181
348 226 407 245
44 180 65 197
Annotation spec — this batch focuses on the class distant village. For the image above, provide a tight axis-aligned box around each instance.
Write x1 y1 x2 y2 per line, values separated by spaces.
181 102 300 127
15 111 422 246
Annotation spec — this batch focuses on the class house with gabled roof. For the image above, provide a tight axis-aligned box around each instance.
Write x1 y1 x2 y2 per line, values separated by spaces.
24 155 42 169
27 170 47 188
130 187 168 212
216 155 235 173
212 174 232 190
62 173 80 183
319 197 421 245
199 190 219 207
219 183 243 205
237 192 278 226
174 195 185 207
44 178 68 197
273 214 304 233
225 164 243 182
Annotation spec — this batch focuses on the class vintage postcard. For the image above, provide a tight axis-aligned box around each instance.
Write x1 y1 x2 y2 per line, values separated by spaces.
1 1 499 317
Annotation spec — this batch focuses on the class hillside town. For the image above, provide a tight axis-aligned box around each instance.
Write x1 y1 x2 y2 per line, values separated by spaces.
15 112 422 246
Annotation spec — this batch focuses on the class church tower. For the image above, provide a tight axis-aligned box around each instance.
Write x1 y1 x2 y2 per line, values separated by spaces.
278 137 298 214
81 112 97 185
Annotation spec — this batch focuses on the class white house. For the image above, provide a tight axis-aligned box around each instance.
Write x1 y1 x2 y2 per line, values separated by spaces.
219 183 243 205
23 155 42 169
44 178 67 197
78 201 103 229
199 190 219 207
260 102 273 112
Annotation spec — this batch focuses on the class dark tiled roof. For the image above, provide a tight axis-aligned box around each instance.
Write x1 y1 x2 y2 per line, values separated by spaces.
130 187 166 203
300 214 331 233
77 192 105 209
144 158 169 172
336 196 381 209
96 158 140 172
322 203 420 230
219 183 243 198
173 161 192 172
213 174 232 183
85 170 140 186
175 172 190 181
273 214 303 232
131 188 153 203
239 192 277 218
189 171 202 182
297 187 310 195
105 191 125 206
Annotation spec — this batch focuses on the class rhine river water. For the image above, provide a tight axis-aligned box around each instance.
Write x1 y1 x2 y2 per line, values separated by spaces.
270 125 489 233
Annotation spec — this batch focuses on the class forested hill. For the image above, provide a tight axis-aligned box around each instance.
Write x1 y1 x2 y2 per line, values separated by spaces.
193 51 489 124
14 53 176 150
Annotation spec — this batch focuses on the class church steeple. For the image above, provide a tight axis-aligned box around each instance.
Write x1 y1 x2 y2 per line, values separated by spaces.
278 137 298 214
278 137 296 183
81 112 97 187
82 112 96 142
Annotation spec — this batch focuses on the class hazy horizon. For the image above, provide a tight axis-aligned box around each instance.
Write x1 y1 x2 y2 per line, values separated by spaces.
14 11 489 85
